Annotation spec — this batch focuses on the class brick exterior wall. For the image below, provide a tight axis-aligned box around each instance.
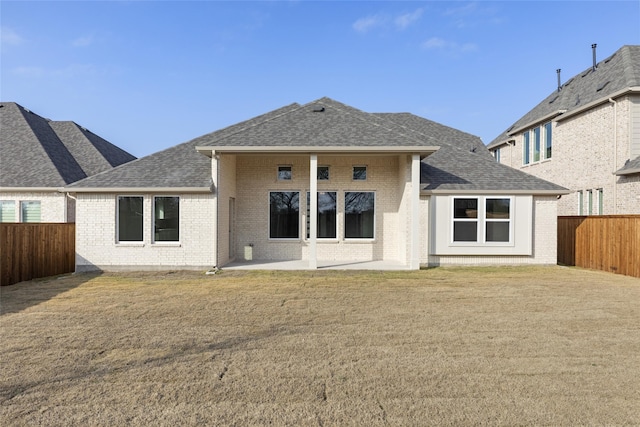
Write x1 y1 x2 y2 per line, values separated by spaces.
228 154 412 264
492 94 640 215
75 193 215 271
0 191 71 222
425 196 558 266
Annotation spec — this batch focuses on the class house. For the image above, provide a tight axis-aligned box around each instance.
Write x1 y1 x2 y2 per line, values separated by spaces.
66 98 567 271
487 45 640 215
0 102 136 223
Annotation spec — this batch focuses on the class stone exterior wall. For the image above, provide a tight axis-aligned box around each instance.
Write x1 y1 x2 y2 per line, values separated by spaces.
75 193 215 271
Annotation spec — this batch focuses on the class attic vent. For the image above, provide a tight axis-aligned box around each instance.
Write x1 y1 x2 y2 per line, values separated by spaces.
581 69 592 78
604 53 616 63
549 95 559 104
564 77 574 87
596 81 610 92
312 106 325 112
507 125 514 132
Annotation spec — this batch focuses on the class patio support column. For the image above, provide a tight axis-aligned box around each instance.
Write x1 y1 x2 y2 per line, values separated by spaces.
410 154 421 270
309 154 318 269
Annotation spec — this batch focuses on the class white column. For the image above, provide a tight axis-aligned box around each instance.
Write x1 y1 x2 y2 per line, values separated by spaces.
410 154 421 270
309 154 318 269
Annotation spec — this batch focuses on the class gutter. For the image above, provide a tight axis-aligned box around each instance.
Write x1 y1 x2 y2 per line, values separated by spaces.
196 145 440 159
60 187 213 194
420 188 571 196
507 110 567 136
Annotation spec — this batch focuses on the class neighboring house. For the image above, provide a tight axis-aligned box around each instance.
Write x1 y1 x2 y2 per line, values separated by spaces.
67 97 567 271
0 102 136 223
487 45 640 215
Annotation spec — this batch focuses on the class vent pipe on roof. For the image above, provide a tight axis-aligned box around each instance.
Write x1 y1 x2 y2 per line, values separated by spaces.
556 69 562 92
592 43 597 71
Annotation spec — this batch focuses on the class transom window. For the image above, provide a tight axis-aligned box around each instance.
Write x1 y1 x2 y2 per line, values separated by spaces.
317 166 330 181
278 166 292 180
344 191 375 239
452 197 511 243
154 196 180 242
352 166 367 180
269 191 299 239
306 191 337 239
117 196 143 242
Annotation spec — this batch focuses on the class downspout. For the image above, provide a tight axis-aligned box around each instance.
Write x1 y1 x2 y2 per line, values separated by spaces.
213 153 220 268
66 192 77 223
608 98 617 214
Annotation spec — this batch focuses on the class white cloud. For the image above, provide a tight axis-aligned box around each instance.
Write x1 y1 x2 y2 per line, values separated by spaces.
394 8 423 30
72 35 94 47
352 15 385 33
1 27 25 46
421 37 477 54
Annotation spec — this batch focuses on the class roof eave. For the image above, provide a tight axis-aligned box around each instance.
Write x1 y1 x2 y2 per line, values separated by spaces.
63 187 213 194
615 168 640 176
421 188 571 196
0 187 63 192
507 110 568 136
196 145 440 159
555 86 640 122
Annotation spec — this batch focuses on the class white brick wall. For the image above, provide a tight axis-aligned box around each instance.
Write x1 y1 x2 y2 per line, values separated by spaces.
0 191 70 222
75 193 215 271
492 95 640 215
425 196 558 266
231 154 410 263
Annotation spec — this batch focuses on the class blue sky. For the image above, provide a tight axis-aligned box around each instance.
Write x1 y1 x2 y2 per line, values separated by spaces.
2 1 639 158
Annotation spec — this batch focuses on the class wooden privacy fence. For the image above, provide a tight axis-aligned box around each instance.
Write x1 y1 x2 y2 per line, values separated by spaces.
558 215 640 278
1 223 75 286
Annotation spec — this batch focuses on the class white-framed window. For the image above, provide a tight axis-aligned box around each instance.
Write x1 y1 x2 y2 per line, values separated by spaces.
352 166 367 181
532 126 541 162
588 190 593 215
452 197 512 244
543 122 552 159
153 196 180 242
0 200 16 222
523 122 552 164
523 133 530 165
494 148 501 163
269 191 300 239
344 191 375 239
578 190 584 215
117 196 144 242
597 188 603 215
317 166 330 181
20 201 41 223
277 166 292 181
306 191 337 239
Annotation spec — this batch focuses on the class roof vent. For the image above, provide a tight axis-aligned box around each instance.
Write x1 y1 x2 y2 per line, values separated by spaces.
604 53 616 64
312 106 325 113
596 81 610 92
592 43 597 71
556 68 562 92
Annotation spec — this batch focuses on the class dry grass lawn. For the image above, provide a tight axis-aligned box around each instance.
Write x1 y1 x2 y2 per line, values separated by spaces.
1 266 639 426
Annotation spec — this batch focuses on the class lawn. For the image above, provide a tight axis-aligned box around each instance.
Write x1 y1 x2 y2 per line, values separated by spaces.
1 266 639 426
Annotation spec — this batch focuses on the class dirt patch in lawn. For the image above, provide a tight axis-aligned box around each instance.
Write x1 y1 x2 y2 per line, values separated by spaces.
1 266 639 426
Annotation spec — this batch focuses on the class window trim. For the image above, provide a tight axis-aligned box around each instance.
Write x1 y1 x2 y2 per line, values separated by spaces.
268 190 301 240
522 132 530 165
543 121 552 160
20 200 41 223
344 191 376 240
152 195 181 244
450 196 513 246
0 200 16 223
116 195 145 244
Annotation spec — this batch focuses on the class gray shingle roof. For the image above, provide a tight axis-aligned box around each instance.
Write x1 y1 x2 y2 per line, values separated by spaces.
67 97 567 194
488 45 640 148
0 102 135 187
616 156 640 175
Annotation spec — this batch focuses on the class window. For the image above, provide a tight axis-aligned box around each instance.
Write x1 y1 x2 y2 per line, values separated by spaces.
485 198 510 242
154 196 180 242
117 196 143 242
278 166 292 180
306 191 337 239
344 192 374 238
317 166 329 181
494 148 501 163
20 201 41 223
453 198 478 242
352 166 367 180
269 191 299 239
588 190 593 215
452 197 511 243
544 122 552 159
523 132 530 165
598 188 603 215
0 201 16 222
578 191 584 215
532 127 541 162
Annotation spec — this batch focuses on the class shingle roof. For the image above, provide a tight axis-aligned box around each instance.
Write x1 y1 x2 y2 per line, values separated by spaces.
0 102 135 187
66 97 567 194
616 156 640 175
488 45 640 148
